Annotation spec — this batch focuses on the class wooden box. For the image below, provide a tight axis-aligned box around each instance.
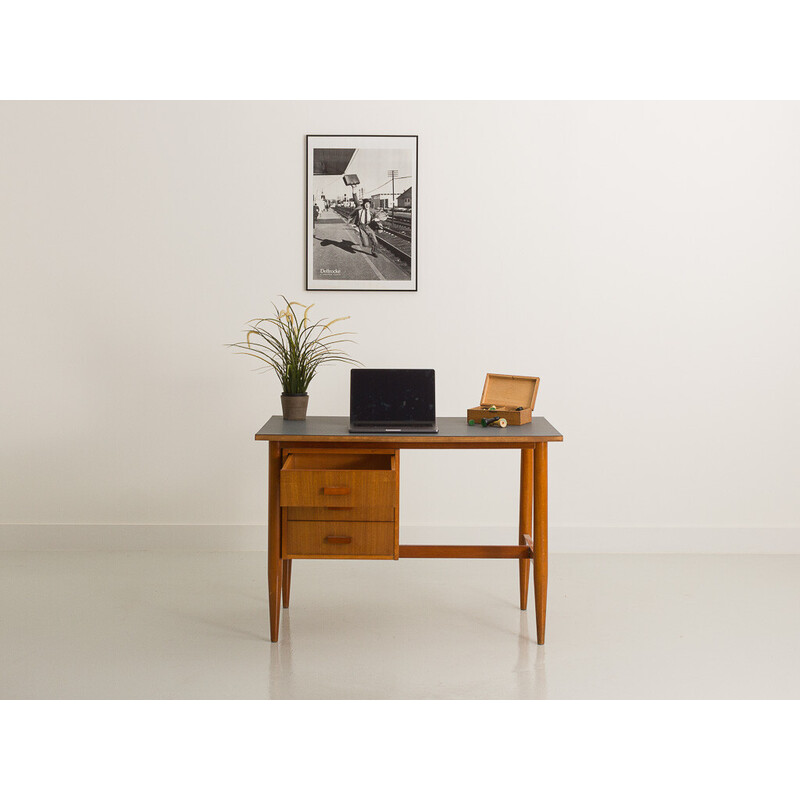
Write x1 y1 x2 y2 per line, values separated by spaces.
466 373 540 426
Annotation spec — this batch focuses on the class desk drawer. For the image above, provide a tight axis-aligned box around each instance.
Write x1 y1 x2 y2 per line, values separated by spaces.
280 451 397 509
283 521 395 559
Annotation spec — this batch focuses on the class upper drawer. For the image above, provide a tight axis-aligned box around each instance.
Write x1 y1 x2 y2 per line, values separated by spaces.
280 450 397 508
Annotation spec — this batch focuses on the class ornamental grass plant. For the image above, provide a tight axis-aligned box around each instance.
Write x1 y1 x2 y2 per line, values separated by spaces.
228 296 360 394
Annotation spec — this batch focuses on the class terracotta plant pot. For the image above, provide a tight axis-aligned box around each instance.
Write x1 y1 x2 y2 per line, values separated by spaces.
281 393 309 421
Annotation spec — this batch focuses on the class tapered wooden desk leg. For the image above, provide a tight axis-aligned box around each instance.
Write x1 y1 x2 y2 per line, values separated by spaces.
533 442 548 645
282 560 292 608
519 447 533 610
268 441 282 642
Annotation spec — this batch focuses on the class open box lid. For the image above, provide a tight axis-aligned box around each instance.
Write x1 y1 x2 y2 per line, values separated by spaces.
479 373 540 410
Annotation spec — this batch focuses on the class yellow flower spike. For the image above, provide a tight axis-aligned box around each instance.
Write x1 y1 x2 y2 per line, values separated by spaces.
302 304 315 328
323 315 350 330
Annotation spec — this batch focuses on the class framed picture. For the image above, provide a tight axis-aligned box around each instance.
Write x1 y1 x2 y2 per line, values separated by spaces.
306 135 418 291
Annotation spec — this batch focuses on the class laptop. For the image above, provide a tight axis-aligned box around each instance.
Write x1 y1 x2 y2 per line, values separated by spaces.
349 369 439 434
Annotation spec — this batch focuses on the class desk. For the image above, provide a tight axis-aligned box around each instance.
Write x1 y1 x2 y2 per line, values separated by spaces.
255 416 563 644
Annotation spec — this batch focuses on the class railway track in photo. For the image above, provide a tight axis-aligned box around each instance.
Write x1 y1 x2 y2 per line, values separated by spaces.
334 206 412 263
374 228 411 261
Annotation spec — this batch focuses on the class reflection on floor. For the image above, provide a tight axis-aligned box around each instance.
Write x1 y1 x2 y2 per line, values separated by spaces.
1 551 799 699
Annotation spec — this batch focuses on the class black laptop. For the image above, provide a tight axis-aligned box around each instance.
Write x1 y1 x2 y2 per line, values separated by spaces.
349 369 439 434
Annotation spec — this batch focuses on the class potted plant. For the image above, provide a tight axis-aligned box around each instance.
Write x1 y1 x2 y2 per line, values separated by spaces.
228 297 360 421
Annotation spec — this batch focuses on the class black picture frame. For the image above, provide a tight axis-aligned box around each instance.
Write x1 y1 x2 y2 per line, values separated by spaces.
306 134 418 292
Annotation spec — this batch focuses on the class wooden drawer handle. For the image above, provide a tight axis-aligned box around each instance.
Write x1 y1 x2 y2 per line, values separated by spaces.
322 487 351 496
324 535 353 544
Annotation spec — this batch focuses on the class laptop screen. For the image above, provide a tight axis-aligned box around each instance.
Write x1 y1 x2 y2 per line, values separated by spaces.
350 369 436 425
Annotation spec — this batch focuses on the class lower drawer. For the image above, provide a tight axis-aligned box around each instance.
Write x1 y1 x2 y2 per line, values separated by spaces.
283 521 395 559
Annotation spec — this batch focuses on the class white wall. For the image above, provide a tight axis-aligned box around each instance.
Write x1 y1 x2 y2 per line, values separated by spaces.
1 102 799 550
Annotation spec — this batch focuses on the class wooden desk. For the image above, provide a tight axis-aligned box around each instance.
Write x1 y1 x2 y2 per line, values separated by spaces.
255 416 563 644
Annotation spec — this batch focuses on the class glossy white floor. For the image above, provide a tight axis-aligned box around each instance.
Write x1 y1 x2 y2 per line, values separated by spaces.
1 551 799 699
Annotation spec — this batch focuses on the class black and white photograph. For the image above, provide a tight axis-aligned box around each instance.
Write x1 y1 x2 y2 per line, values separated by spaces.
306 135 417 291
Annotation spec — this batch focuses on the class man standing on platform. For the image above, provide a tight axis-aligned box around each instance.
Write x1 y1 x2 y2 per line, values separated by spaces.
349 199 378 257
